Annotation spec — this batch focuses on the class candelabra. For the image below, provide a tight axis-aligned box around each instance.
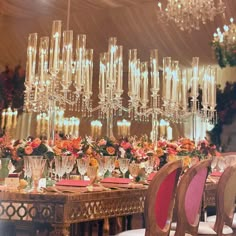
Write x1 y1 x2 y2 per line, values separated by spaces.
24 20 217 141
157 0 226 32
24 20 93 144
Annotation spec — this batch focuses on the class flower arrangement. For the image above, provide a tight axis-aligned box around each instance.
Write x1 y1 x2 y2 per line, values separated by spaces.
94 136 119 156
53 137 82 158
14 136 54 160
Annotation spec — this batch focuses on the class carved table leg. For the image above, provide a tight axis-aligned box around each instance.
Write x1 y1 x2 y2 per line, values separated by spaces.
50 223 70 236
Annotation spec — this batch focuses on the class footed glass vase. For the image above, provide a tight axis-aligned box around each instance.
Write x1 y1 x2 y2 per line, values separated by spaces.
0 158 11 185
28 156 47 192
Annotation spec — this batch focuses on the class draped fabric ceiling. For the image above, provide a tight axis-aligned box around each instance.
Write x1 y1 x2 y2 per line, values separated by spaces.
1 0 236 73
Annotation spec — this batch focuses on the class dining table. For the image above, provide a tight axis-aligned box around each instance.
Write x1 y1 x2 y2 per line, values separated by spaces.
0 174 219 236
0 178 147 236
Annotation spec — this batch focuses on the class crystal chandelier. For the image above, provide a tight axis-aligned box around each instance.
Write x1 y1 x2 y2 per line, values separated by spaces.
157 0 226 32
212 18 236 67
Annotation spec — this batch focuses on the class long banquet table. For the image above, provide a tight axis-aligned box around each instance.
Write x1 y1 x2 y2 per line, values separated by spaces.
0 176 218 236
0 183 147 236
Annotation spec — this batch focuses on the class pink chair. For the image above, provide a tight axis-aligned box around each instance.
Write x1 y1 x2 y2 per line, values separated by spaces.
171 159 211 236
115 159 183 236
199 164 236 235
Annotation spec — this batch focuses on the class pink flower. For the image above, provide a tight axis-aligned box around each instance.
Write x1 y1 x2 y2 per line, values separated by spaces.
98 139 107 146
120 141 131 150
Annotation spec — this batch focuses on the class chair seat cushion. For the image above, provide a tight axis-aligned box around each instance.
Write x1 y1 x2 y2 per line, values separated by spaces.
198 221 233 234
115 228 145 236
207 214 236 229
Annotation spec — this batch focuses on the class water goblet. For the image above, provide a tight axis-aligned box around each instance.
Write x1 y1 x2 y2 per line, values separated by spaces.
119 158 129 178
145 156 155 176
54 156 68 181
77 158 89 180
218 158 226 172
65 155 76 179
129 163 140 182
87 165 98 185
97 158 108 180
104 156 116 177
211 156 218 172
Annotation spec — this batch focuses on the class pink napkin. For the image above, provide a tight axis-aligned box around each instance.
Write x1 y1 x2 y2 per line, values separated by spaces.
56 179 90 187
148 172 157 181
101 177 131 184
210 171 222 177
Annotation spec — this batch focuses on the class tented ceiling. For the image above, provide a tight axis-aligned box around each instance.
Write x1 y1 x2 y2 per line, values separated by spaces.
1 0 236 71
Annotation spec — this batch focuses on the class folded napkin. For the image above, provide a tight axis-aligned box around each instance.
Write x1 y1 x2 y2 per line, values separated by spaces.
56 179 90 187
101 177 131 184
210 171 222 177
147 172 157 181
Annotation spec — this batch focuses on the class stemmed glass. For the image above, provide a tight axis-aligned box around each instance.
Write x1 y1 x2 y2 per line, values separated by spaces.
65 155 76 179
54 156 68 180
77 158 89 180
104 156 116 177
119 158 129 178
218 158 226 172
145 156 155 176
97 158 108 180
129 163 140 182
87 165 98 185
211 156 218 172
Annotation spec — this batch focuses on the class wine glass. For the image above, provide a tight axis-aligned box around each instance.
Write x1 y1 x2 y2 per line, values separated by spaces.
211 156 218 172
87 165 97 185
65 155 76 179
54 156 68 181
129 163 140 182
77 158 89 180
218 158 225 172
104 156 116 177
97 158 108 180
119 159 129 178
145 156 155 176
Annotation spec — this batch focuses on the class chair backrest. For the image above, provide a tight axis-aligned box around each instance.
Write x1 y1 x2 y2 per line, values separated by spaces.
174 159 211 236
214 164 236 235
144 159 183 236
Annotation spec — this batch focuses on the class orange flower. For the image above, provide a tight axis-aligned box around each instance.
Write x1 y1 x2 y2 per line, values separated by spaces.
167 154 177 162
90 157 99 167
86 146 93 155
182 156 191 167
31 138 41 148
155 148 164 157
53 146 62 156
106 146 116 155
72 138 81 150
24 145 33 155
115 160 120 168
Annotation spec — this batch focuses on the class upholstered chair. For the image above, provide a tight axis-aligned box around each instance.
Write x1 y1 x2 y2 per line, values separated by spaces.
199 164 236 235
115 159 183 236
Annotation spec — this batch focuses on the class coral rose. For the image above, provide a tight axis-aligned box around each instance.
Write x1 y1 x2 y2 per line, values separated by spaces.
106 146 116 155
31 138 41 148
24 145 33 155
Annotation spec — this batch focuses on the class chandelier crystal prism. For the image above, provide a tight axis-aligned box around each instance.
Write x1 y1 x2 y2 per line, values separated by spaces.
157 0 226 32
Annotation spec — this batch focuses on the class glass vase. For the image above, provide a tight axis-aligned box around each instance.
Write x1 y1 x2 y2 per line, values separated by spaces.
28 156 47 192
0 158 11 185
